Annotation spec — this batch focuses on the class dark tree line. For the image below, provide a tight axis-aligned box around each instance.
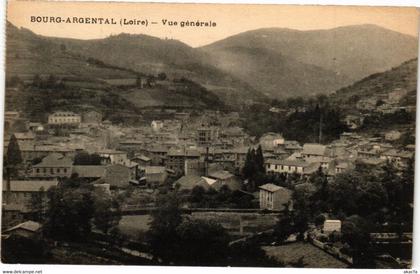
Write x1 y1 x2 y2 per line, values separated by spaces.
4 134 23 181
187 185 255 209
274 160 415 268
146 191 280 266
74 151 102 165
242 102 348 143
44 175 122 241
242 145 265 191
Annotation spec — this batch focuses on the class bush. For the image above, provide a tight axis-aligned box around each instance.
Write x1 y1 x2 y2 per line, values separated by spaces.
315 214 326 227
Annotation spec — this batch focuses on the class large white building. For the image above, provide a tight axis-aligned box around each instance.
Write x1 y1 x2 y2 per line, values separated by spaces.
265 159 310 175
48 111 81 126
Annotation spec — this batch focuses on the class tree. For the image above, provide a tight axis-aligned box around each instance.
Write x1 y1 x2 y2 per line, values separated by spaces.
6 134 23 167
1 234 49 264
242 148 256 180
33 74 42 88
74 151 102 165
147 192 183 263
229 238 282 267
308 167 329 214
293 211 309 241
189 185 206 205
328 169 387 218
341 215 375 268
92 189 122 234
273 214 294 243
30 187 45 221
274 204 308 243
242 147 267 191
157 72 167 81
174 219 230 266
314 214 326 227
46 74 57 88
255 145 265 173
44 185 94 241
5 134 23 179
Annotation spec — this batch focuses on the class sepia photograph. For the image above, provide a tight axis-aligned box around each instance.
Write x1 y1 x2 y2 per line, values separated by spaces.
1 0 419 270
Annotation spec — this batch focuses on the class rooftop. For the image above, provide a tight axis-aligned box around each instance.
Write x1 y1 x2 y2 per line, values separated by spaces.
175 175 209 190
259 183 285 192
3 180 58 192
266 159 310 167
302 143 326 156
98 149 126 155
33 153 73 167
4 221 42 233
72 165 106 178
208 170 235 180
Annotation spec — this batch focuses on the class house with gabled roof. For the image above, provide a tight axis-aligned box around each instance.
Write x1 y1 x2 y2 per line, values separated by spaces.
174 175 210 191
31 153 73 178
259 183 292 211
265 159 310 175
206 170 242 191
93 164 134 189
2 179 58 213
302 143 326 160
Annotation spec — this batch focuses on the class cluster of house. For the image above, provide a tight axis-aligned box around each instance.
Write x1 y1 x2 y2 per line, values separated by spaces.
1 110 251 226
2 109 415 229
255 131 413 211
263 131 413 179
342 88 415 130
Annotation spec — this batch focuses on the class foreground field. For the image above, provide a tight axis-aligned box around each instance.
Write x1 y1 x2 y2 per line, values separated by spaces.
263 242 349 268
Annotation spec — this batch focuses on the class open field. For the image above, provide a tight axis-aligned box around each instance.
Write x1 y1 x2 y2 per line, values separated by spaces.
190 212 278 236
263 242 349 268
118 215 152 239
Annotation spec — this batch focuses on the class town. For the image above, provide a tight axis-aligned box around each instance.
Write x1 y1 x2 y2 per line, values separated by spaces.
2 91 415 267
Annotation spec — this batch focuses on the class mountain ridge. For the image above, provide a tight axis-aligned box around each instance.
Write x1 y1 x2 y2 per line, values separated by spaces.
200 24 418 98
5 21 418 100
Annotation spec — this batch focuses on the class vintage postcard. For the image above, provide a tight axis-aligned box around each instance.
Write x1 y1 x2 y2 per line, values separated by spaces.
1 0 418 269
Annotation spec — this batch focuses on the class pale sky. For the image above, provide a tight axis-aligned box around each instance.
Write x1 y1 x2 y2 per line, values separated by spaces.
7 1 420 47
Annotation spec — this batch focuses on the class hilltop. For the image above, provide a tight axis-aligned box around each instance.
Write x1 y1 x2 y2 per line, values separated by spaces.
200 24 418 98
45 32 265 105
332 58 418 111
5 22 229 121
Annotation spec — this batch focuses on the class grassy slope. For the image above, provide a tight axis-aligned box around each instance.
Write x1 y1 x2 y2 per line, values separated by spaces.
5 22 228 117
332 58 418 110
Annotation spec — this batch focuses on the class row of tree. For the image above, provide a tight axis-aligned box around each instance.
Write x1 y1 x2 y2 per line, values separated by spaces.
242 102 348 143
44 175 122 241
187 185 255 209
147 191 279 266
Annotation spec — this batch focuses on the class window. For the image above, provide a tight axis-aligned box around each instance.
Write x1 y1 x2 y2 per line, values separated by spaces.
36 168 40 173
64 168 67 173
